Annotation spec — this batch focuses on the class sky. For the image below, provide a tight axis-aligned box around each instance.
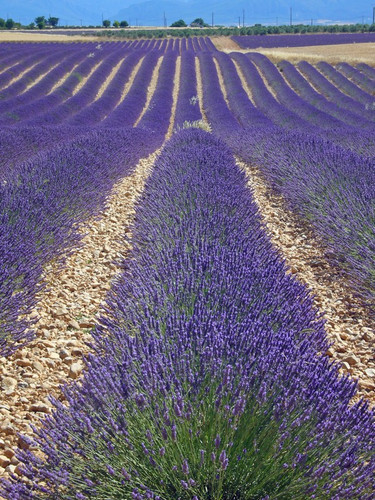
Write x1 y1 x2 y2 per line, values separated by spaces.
0 0 373 27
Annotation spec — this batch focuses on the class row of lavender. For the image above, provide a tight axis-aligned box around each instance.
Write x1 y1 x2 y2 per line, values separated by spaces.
233 32 375 49
197 50 375 311
0 128 160 357
2 129 373 499
2 41 375 356
0 38 213 131
0 41 204 356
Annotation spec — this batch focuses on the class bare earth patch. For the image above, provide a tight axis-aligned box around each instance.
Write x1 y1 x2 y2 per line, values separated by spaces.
211 37 375 65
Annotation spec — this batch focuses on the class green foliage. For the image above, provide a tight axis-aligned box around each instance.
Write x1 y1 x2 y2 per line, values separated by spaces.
0 18 5 28
48 16 59 27
89 23 375 39
113 20 120 28
34 16 45 29
102 19 111 28
120 20 129 27
191 17 208 27
170 19 187 28
5 18 14 29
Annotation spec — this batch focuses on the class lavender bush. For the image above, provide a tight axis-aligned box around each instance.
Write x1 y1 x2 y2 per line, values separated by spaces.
0 127 158 356
2 130 374 499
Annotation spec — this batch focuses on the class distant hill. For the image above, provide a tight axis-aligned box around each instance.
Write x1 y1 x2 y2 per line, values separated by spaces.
0 0 373 27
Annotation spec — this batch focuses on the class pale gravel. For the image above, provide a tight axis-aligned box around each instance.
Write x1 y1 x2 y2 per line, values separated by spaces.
71 60 103 96
0 149 160 479
167 55 181 138
134 55 163 126
93 56 126 101
237 159 375 405
47 61 81 95
194 56 209 124
199 52 374 405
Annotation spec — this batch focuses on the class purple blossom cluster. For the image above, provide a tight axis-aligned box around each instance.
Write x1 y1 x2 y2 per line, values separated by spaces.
2 129 374 499
229 52 310 131
335 63 375 97
0 45 89 117
194 51 375 307
317 61 375 108
0 127 158 356
100 49 162 128
137 49 178 142
277 59 375 129
230 127 375 308
232 32 375 49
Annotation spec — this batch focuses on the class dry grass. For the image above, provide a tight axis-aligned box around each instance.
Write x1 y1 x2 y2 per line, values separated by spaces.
213 39 375 65
254 43 375 65
0 31 98 43
211 36 242 51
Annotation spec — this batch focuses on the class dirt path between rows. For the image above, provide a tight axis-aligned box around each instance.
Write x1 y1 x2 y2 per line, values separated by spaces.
0 149 160 479
238 159 375 405
134 55 163 126
196 48 374 406
0 50 183 481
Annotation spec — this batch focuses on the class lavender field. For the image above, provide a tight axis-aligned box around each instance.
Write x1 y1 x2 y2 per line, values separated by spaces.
0 37 374 499
232 32 375 49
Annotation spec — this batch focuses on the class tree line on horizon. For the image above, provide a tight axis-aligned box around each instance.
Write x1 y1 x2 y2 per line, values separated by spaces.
1 14 375 35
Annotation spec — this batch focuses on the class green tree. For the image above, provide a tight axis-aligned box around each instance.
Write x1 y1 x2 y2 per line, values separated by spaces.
102 19 110 28
120 20 129 27
170 19 187 27
190 17 208 27
113 20 120 28
35 16 46 29
48 16 59 27
0 18 5 28
5 18 14 29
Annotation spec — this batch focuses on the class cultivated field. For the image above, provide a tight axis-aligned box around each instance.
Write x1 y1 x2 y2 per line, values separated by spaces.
0 35 374 498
